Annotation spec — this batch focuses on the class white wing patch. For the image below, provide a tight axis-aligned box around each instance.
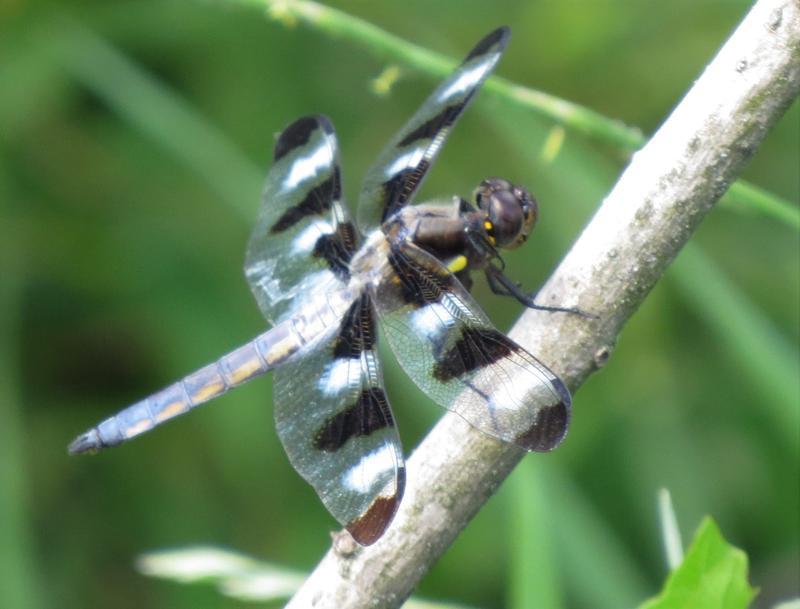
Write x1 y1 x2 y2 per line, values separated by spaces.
436 62 489 103
282 142 333 192
384 147 425 178
319 358 360 397
410 302 451 340
487 360 559 411
342 444 396 494
291 219 334 255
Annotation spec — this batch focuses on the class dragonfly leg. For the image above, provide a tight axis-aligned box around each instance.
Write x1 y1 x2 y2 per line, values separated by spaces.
484 264 596 318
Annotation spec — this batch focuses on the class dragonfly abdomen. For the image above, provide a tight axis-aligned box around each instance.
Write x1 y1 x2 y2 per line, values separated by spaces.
68 338 271 454
68 288 356 455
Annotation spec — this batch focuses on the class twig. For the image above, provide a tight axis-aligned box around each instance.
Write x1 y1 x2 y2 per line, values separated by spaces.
284 1 800 606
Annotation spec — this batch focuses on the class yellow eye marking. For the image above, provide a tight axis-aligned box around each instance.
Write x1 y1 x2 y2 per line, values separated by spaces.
484 220 496 245
447 255 468 273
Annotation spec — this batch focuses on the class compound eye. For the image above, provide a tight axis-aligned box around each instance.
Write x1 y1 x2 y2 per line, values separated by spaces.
487 189 525 248
510 187 538 248
476 177 513 210
475 178 538 249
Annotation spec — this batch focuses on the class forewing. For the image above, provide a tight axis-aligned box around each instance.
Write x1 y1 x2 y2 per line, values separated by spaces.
245 115 360 325
273 293 405 545
373 241 570 451
357 27 509 233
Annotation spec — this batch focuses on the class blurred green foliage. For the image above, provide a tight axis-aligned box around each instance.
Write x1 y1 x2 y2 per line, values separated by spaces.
130 517 757 608
0 1 797 609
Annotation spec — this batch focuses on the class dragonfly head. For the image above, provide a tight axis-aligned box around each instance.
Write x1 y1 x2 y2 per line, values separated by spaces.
474 178 538 250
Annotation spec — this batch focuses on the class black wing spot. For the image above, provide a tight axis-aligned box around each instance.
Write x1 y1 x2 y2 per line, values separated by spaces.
311 221 357 281
433 327 515 382
387 244 454 308
274 116 320 162
380 160 430 223
333 220 359 257
311 234 350 281
332 295 376 359
269 175 339 233
397 104 461 147
515 398 570 452
313 387 393 452
346 464 405 545
463 27 509 63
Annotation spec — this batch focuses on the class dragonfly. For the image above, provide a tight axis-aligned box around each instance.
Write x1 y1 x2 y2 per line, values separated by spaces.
69 26 579 545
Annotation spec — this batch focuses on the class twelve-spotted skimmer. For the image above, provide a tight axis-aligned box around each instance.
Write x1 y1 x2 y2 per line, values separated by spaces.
69 27 576 545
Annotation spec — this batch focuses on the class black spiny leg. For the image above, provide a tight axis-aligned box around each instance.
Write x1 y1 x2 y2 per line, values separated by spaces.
484 264 595 318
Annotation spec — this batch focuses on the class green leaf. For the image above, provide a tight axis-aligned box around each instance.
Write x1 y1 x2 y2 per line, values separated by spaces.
639 517 757 609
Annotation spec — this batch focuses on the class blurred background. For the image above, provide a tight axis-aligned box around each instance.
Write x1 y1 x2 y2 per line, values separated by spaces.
1 1 797 608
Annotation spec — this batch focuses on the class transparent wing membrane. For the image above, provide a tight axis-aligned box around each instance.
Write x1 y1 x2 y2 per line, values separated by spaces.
273 294 405 544
246 115 360 325
372 241 570 452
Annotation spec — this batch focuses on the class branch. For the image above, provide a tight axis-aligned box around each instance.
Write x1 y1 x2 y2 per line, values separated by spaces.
284 0 800 607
